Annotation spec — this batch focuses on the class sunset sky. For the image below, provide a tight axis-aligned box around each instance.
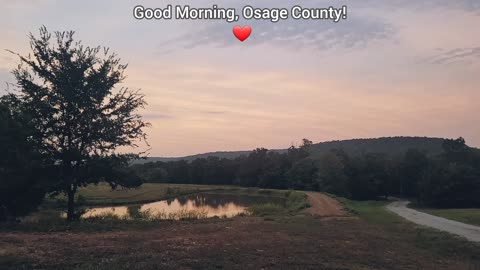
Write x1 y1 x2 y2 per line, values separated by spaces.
1 0 480 157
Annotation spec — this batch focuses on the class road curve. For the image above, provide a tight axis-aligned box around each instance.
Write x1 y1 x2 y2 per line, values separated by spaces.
387 201 480 242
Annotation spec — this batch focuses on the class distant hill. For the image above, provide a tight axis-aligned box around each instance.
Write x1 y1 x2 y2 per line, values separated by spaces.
308 137 447 159
133 150 252 164
133 137 456 164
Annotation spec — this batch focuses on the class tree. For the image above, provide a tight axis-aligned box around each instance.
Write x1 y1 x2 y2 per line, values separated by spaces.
0 98 52 221
416 138 480 207
345 153 391 200
236 148 268 187
286 158 318 190
397 149 429 197
442 137 470 163
317 150 349 196
286 138 311 163
7 27 149 220
417 162 480 208
258 152 289 189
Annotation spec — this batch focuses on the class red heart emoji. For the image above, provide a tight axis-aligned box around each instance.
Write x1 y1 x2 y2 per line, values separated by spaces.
233 25 252 42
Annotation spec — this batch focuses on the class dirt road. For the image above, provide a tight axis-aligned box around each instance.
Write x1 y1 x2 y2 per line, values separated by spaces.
303 192 347 217
387 200 480 242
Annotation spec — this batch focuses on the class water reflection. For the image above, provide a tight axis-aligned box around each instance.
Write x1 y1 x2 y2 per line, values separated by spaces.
82 193 285 219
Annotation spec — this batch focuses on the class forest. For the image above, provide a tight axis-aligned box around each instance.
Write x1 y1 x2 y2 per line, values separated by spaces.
132 138 480 208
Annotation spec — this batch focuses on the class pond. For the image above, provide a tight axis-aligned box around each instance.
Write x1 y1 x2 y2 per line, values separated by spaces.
82 193 286 220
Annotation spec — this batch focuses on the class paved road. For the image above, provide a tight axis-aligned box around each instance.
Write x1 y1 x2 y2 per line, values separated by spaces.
387 201 480 242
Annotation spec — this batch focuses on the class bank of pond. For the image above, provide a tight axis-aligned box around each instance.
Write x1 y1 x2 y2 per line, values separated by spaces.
78 192 287 220
17 186 309 227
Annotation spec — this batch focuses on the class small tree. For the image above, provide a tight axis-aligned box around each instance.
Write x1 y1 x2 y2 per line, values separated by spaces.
8 27 149 220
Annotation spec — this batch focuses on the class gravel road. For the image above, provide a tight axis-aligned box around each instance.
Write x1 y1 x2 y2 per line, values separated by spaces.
387 201 480 242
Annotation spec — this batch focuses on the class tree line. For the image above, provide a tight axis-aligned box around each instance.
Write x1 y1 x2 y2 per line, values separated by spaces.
132 138 480 208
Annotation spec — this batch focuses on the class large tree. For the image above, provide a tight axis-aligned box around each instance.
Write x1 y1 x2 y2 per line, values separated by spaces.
7 27 149 220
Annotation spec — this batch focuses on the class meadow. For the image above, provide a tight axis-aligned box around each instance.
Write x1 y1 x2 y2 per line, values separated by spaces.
1 184 479 269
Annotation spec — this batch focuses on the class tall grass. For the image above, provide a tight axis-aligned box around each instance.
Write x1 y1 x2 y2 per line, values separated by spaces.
248 191 309 217
84 208 209 221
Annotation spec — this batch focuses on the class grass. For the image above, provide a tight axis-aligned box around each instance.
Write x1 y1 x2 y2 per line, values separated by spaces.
2 187 479 269
248 203 285 216
337 199 395 225
0 256 33 270
49 183 229 207
248 190 309 217
0 209 222 233
85 208 209 222
2 184 308 232
413 207 480 226
338 198 480 262
47 183 293 208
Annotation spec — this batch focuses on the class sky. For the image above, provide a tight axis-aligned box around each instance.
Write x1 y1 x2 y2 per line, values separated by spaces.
1 0 480 157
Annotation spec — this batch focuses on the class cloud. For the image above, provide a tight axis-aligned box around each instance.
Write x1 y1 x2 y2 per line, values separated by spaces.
142 113 175 120
156 0 395 53
203 110 228 115
155 0 480 54
427 47 480 64
349 0 480 12
415 0 480 12
163 16 393 52
0 68 10 79
0 68 13 95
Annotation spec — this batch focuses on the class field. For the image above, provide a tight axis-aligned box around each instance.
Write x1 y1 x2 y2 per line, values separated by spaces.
1 184 479 269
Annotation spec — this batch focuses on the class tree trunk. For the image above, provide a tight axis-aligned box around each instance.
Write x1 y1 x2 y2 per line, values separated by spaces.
67 188 75 221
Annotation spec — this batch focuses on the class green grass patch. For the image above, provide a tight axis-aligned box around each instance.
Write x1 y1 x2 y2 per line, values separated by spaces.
337 198 396 225
247 191 309 217
413 207 480 226
248 203 285 216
